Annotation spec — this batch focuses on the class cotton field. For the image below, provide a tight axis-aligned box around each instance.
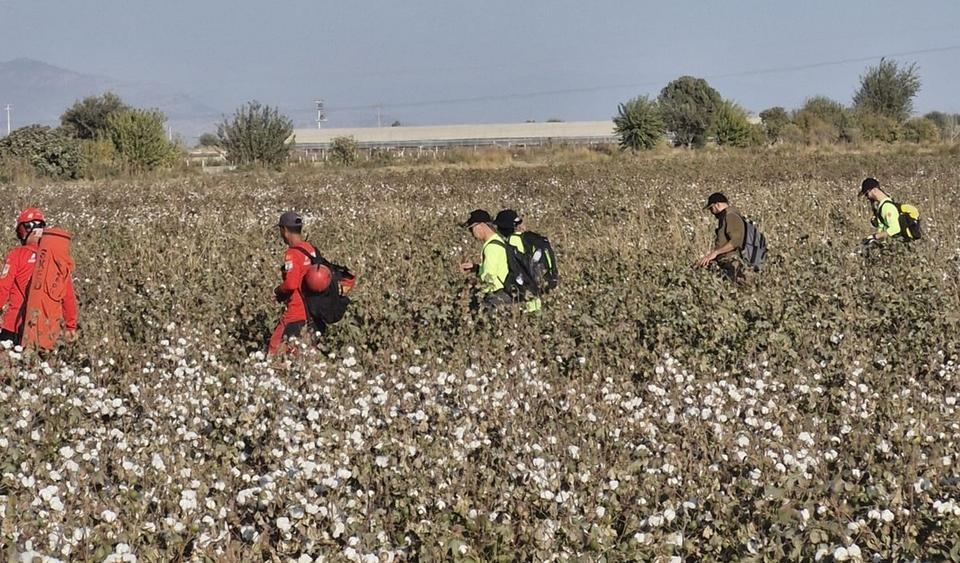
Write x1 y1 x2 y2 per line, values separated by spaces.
1 149 959 560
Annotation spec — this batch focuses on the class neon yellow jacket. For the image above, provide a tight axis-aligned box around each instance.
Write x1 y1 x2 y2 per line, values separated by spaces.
874 196 901 237
479 234 508 294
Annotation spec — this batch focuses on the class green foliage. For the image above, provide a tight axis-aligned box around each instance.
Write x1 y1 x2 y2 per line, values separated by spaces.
853 58 921 122
331 136 360 165
106 108 178 171
657 76 722 148
79 138 118 179
60 91 131 140
0 124 85 179
197 133 220 147
613 95 664 151
902 117 941 143
217 101 293 167
923 111 960 142
759 106 790 144
792 97 855 144
856 111 903 143
711 100 761 147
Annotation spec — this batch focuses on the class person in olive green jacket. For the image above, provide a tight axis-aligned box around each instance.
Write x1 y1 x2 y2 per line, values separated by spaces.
695 192 746 282
858 177 901 244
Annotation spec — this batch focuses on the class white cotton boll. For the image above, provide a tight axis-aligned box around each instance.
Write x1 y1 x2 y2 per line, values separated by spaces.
567 445 580 459
277 517 291 533
540 490 555 501
596 506 606 518
375 456 388 468
101 510 117 523
833 546 849 561
664 507 676 522
881 509 894 523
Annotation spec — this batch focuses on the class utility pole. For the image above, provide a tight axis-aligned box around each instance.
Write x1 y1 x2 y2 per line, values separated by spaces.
4 104 11 136
314 100 326 129
376 104 382 128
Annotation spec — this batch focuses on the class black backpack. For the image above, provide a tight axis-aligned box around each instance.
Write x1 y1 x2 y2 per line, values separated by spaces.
293 247 356 326
875 199 922 240
739 217 768 270
517 231 559 292
487 238 540 301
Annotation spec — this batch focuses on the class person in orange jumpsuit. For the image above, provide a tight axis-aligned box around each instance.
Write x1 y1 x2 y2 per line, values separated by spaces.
0 208 78 346
268 211 318 355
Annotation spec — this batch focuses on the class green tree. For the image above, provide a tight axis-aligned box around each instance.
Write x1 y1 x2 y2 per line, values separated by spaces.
0 125 85 178
613 96 664 151
657 76 722 148
197 133 220 147
852 58 921 122
711 101 761 148
217 101 293 167
106 109 178 171
60 92 131 140
758 106 790 144
330 136 359 165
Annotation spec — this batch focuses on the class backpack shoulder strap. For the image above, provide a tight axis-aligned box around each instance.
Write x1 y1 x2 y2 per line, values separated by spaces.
291 244 322 264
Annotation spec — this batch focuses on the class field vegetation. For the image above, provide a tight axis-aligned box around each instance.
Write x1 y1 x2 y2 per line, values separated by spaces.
1 147 959 561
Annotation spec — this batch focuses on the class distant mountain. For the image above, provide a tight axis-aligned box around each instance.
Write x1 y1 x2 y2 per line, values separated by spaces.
0 58 223 141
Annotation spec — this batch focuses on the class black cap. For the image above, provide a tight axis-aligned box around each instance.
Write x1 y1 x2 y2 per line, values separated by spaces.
278 211 303 228
704 192 729 209
461 209 492 228
494 209 522 232
859 177 880 196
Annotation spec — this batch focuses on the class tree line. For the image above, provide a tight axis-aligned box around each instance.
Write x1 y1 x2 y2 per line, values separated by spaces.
0 96 294 180
614 59 959 151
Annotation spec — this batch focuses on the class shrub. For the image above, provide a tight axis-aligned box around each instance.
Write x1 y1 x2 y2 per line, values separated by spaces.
106 109 178 171
613 96 664 151
923 111 960 142
217 101 293 167
331 136 360 165
792 97 855 144
80 138 118 179
657 76 722 148
759 106 790 144
853 58 921 122
902 117 941 143
855 111 903 143
60 92 131 140
0 125 85 179
711 101 762 148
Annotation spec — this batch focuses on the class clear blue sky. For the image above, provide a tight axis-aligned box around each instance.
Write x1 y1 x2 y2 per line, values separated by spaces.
2 0 959 127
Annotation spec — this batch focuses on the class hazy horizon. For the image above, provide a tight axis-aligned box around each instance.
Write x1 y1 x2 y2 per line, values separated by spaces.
2 0 960 129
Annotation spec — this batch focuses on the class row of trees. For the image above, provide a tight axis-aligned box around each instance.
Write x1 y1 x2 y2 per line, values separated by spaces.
614 59 958 151
0 95 295 180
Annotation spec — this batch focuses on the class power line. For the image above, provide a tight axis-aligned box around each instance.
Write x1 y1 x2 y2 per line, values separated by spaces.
325 44 960 113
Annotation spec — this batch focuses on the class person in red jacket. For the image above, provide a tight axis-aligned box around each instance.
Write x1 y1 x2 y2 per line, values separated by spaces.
268 211 318 355
0 208 78 346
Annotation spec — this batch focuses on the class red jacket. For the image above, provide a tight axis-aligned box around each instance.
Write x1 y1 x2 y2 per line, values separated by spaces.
0 242 78 333
277 241 316 322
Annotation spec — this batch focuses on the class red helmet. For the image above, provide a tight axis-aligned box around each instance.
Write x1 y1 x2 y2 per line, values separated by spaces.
15 207 46 242
303 264 333 293
17 208 45 225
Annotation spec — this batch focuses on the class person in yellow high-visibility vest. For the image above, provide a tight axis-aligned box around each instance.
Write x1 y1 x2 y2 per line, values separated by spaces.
459 209 539 312
859 177 901 244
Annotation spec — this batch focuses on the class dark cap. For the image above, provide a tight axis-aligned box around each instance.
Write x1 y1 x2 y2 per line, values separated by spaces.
704 192 729 209
494 209 522 232
278 211 303 228
859 177 880 196
461 209 492 228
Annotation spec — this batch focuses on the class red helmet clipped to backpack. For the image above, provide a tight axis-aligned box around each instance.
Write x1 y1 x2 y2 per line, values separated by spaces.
16 207 46 242
303 264 333 293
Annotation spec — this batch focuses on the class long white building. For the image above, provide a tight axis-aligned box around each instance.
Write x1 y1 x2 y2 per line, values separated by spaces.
292 121 617 151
